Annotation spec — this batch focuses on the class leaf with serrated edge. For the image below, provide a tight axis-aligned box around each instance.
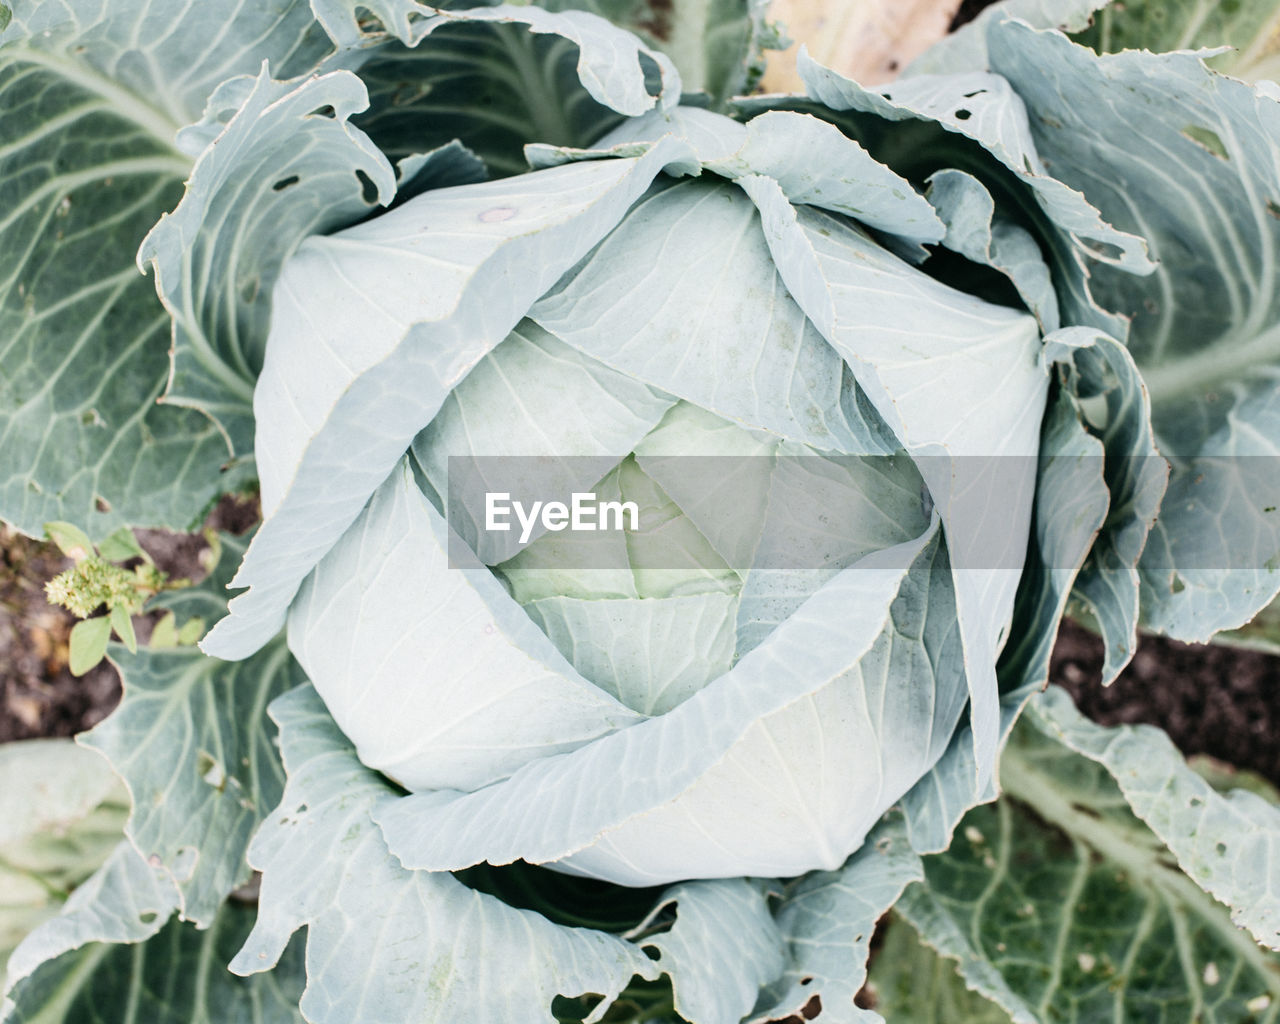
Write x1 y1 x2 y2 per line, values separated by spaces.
79 638 305 929
897 694 1280 1024
3 899 304 1024
0 0 326 537
897 361 1110 855
1029 686 1280 952
3 841 177 1004
987 23 1280 641
230 685 659 1024
747 813 924 1024
138 67 396 457
626 878 787 1024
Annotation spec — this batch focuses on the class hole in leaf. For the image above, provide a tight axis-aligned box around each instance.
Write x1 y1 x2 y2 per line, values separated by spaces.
1217 842 1228 855
954 108 972 120
1171 575 1187 594
1267 199 1280 219
356 169 380 204
94 495 111 513
139 911 157 924
800 976 814 986
641 945 660 961
272 175 300 192
1182 125 1229 160
308 105 336 119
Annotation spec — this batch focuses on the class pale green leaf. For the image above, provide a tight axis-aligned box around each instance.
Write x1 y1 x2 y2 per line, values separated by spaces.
230 685 660 1024
149 612 178 650
67 618 110 677
1076 0 1280 82
138 67 397 457
411 320 675 564
628 878 787 1024
524 591 738 714
202 141 692 661
897 695 1280 1024
1029 686 1280 951
0 0 326 537
107 605 135 654
985 22 1280 641
94 527 144 563
3 899 304 1024
40 524 93 563
0 741 127 975
372 527 957 885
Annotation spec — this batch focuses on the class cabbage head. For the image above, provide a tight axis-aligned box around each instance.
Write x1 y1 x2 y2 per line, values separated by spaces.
189 93 1086 886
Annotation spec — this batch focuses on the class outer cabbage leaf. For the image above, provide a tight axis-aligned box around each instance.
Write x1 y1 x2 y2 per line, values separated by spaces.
1042 329 1166 683
986 21 1280 640
625 878 787 1024
747 814 924 1024
201 141 692 661
896 689 1280 1024
78 638 304 929
1028 686 1280 951
867 914 1016 1024
893 342 1112 856
1074 0 1280 82
904 0 1108 76
741 171 1046 789
0 742 127 973
2 878 304 1024
927 168 1060 331
729 50 1154 361
71 531 306 928
2 841 180 1019
230 685 661 1024
138 68 397 458
538 0 777 102
329 2 680 178
0 0 327 537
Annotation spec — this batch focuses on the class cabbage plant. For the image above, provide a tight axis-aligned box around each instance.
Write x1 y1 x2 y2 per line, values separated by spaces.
2 0 1280 1022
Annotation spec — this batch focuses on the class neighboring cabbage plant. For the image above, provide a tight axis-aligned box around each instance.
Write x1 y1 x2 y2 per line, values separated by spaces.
2 0 1280 1022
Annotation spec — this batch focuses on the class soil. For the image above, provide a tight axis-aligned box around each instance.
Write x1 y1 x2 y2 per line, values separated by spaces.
1051 621 1280 785
0 495 258 744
